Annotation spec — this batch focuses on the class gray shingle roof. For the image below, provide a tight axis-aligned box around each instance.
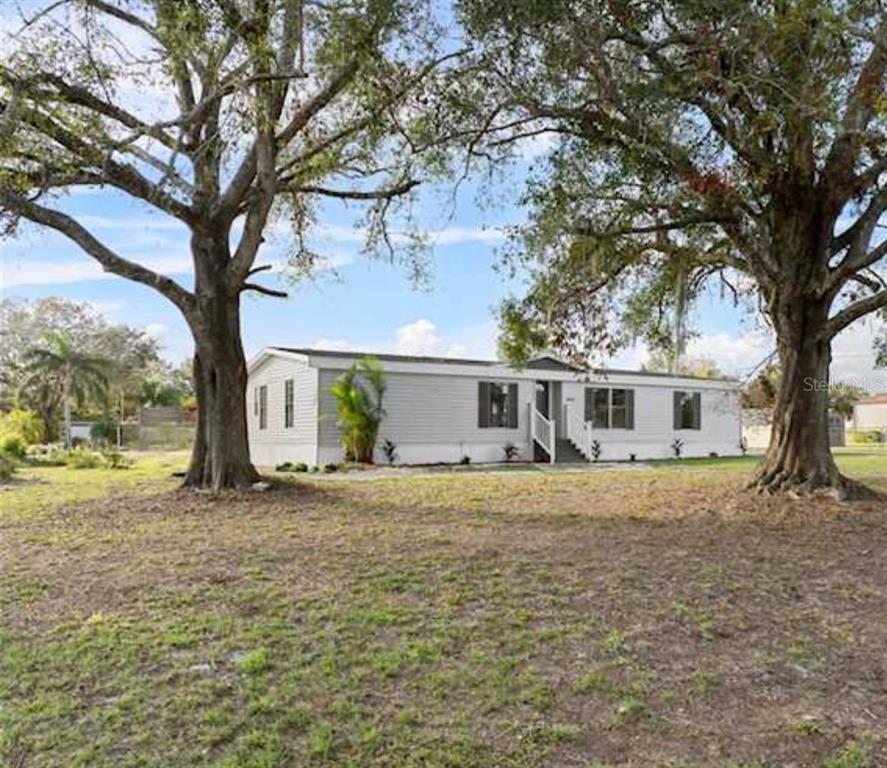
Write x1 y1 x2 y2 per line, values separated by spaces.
271 347 736 382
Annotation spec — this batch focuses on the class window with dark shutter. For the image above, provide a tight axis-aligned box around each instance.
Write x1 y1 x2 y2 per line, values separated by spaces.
478 382 491 427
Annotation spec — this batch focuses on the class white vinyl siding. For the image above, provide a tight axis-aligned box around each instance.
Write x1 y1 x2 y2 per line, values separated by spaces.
562 382 739 459
318 369 533 463
247 355 319 465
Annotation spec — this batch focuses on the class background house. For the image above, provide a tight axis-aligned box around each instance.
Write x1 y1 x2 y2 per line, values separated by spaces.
847 394 887 443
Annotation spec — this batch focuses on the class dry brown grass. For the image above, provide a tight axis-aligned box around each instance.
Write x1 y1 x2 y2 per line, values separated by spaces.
1 453 885 767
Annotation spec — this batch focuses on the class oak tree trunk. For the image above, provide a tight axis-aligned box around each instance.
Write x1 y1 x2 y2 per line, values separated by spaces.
751 291 874 499
183 260 260 491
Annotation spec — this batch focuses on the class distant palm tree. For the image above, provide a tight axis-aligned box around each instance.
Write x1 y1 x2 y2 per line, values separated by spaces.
23 334 109 447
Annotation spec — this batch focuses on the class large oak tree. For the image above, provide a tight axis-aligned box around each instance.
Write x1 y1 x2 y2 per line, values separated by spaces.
459 0 886 497
1 0 456 489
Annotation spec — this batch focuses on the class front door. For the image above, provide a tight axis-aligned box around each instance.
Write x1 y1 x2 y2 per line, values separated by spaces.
535 381 550 418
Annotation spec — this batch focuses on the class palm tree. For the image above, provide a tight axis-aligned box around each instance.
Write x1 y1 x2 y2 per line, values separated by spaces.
330 356 387 463
23 334 109 447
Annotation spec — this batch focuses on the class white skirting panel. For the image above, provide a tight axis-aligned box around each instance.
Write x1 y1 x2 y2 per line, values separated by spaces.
250 442 317 468
318 440 534 467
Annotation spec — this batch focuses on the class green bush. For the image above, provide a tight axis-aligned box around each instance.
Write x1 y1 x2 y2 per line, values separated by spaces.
102 449 133 469
90 416 118 445
25 444 68 466
0 452 17 481
0 408 44 446
0 434 27 459
294 462 308 472
64 446 133 469
847 428 883 445
275 461 294 472
65 446 103 469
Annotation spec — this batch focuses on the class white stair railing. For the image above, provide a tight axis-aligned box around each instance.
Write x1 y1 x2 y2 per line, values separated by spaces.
563 401 593 461
530 405 556 464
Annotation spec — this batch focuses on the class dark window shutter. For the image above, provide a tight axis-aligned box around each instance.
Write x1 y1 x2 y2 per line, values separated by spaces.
626 389 635 430
507 383 518 428
693 392 702 430
478 382 490 428
673 391 682 429
584 388 594 422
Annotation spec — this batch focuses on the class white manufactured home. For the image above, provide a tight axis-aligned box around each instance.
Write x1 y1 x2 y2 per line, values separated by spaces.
246 347 743 467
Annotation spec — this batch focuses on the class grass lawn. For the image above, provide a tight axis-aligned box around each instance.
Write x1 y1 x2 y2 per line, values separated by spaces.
1 450 885 767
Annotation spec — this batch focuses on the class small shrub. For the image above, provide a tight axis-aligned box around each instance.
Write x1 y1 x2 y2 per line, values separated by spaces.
0 434 27 459
382 439 398 465
0 452 17 482
824 742 871 768
323 463 338 473
590 439 602 462
459 455 471 465
671 438 684 458
629 453 636 462
574 670 611 694
847 428 883 445
275 461 294 472
25 444 67 466
102 449 133 469
294 462 308 472
503 442 520 462
236 648 271 675
708 451 719 458
65 446 103 469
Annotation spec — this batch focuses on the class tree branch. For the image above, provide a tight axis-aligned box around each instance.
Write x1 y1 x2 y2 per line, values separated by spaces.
827 289 887 337
288 179 420 201
241 282 288 299
0 189 195 317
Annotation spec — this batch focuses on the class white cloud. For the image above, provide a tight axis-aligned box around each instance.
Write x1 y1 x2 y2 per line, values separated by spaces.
1 253 192 287
78 214 188 233
685 330 774 378
308 318 498 361
394 318 443 355
144 323 168 339
394 319 475 358
430 227 506 245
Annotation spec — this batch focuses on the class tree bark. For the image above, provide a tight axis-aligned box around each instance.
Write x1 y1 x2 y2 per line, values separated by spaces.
183 259 260 491
63 368 72 449
751 294 875 499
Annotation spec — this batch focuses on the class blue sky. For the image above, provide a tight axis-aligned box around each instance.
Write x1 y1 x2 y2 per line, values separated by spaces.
1 3 884 394
2 166 885 392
